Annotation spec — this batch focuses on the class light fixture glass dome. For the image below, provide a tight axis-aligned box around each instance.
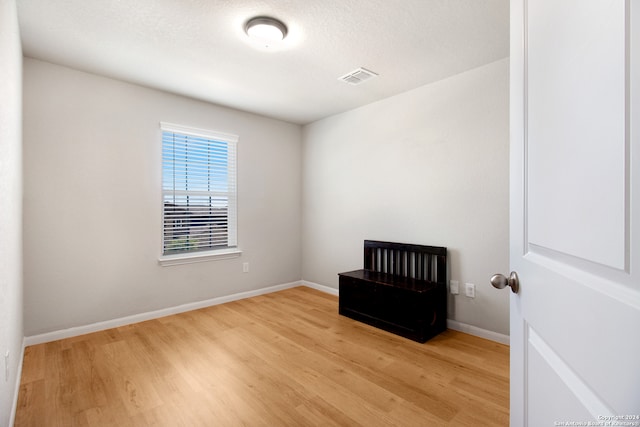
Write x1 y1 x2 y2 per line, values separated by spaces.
245 17 287 47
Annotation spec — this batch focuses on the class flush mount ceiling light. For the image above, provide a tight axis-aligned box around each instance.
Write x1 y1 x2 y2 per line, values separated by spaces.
245 16 288 48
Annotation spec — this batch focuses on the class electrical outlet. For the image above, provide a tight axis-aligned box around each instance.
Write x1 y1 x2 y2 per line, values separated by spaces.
450 280 459 295
465 283 476 298
242 262 249 273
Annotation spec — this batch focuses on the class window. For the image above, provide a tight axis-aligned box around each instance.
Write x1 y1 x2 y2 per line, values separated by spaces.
160 123 239 264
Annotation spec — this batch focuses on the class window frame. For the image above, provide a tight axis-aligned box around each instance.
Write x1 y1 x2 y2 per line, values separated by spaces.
158 122 241 266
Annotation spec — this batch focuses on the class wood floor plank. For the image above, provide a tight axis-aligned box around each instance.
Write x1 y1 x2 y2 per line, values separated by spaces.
15 287 509 426
230 314 449 425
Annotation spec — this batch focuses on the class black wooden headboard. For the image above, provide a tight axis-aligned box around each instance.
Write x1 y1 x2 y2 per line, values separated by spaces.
363 240 447 284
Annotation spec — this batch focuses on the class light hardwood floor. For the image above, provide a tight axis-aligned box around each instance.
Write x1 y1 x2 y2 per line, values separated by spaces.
15 287 509 426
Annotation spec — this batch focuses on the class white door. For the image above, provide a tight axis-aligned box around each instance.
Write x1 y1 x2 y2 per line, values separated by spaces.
508 0 640 425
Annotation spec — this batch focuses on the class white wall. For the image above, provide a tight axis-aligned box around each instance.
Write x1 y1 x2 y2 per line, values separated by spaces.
22 55 509 340
23 58 302 336
302 59 510 335
0 0 23 424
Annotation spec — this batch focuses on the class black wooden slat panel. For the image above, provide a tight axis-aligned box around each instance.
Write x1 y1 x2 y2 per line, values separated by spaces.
361 240 447 284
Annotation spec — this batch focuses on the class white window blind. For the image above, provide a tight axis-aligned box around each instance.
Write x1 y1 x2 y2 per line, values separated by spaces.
161 123 238 256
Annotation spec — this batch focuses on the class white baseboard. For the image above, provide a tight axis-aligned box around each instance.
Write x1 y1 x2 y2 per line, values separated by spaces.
22 280 509 348
302 281 510 345
302 281 509 345
447 319 510 345
9 338 26 427
301 280 339 296
24 281 303 346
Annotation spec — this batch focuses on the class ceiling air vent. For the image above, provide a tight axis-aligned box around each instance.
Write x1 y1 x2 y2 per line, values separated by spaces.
338 67 378 85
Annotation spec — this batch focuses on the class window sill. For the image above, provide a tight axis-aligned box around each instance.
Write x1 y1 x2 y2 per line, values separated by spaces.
158 248 242 266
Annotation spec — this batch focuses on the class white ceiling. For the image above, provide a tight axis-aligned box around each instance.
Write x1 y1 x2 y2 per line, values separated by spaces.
17 0 509 125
